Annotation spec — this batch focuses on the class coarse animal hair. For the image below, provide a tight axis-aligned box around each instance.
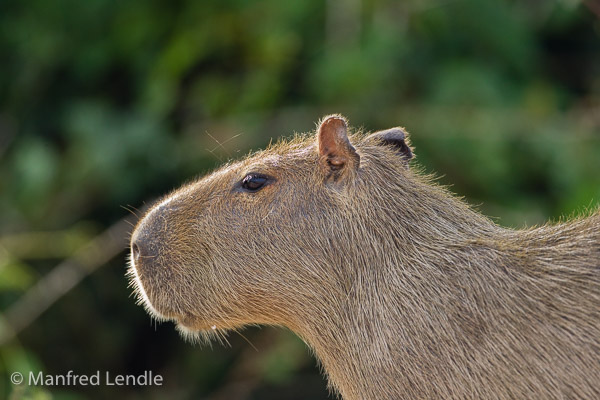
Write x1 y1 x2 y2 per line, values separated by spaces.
128 115 600 400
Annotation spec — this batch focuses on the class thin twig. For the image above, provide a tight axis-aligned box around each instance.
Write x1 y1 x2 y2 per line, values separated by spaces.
0 216 135 345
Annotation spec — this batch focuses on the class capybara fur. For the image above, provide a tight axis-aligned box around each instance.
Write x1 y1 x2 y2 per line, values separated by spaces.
129 115 600 400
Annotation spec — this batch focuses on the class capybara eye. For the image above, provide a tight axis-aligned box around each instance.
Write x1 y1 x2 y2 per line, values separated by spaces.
241 174 268 191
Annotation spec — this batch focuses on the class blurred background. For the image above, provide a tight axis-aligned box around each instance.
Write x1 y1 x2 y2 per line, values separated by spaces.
0 0 599 399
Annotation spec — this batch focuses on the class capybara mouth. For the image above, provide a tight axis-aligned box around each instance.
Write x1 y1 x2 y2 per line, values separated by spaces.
126 271 210 329
127 256 175 322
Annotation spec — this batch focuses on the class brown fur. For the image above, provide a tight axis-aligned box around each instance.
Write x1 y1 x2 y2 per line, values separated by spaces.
128 115 600 400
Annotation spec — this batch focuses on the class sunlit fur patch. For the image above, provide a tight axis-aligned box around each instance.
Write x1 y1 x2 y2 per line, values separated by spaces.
175 321 239 348
175 324 222 346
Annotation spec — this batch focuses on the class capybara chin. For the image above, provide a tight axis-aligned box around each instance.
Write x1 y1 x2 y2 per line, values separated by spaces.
128 115 600 400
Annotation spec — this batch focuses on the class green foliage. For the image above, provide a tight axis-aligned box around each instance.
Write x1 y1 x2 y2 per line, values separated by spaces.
0 0 598 399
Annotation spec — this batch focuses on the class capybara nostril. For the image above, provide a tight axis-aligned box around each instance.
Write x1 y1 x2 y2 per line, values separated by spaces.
131 242 141 263
130 224 160 269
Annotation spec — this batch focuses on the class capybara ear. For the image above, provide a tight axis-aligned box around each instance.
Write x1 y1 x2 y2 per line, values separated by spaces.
317 115 360 172
367 127 413 162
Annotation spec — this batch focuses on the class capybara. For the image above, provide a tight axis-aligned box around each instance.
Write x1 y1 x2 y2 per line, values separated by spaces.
129 115 600 400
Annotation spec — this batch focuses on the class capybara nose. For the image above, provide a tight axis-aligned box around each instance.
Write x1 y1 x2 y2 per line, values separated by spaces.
130 224 160 268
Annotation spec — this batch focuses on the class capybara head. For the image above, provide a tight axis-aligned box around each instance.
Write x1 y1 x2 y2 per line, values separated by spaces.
128 115 414 342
